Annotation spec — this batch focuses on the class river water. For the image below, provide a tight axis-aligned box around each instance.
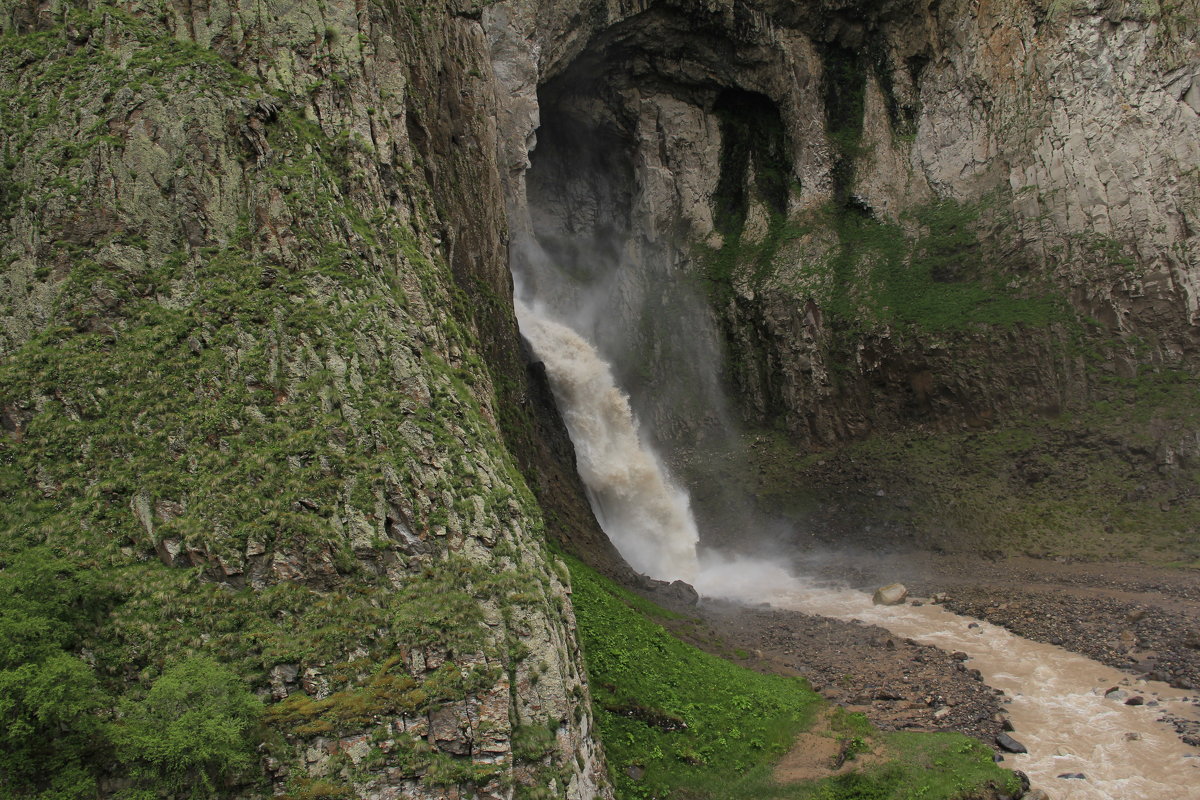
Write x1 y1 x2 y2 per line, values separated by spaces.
515 297 1200 800
698 558 1200 800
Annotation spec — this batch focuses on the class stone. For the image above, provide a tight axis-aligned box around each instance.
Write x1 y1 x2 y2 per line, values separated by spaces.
639 575 699 606
872 583 908 606
996 732 1028 753
1124 695 1145 706
1057 772 1087 779
429 705 472 756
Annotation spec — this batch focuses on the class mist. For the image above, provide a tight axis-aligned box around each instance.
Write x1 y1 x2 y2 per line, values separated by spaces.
510 85 807 588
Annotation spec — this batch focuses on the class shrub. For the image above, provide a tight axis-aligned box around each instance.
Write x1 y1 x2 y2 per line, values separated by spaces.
113 656 263 798
0 548 111 799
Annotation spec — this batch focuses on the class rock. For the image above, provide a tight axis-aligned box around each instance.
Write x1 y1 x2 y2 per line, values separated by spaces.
1014 770 1031 794
638 576 699 606
1025 791 1051 800
873 583 908 606
996 732 1028 753
1124 695 1145 706
1057 772 1087 779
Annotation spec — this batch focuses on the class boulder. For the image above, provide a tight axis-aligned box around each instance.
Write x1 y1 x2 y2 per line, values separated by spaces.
872 583 908 606
996 732 1028 753
644 577 699 606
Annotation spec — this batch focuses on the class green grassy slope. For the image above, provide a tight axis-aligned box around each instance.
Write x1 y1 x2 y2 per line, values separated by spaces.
566 557 1022 800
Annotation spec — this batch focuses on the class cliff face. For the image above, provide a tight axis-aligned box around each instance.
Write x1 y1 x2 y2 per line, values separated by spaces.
482 0 1199 555
0 1 607 797
487 0 1199 443
2 0 1198 796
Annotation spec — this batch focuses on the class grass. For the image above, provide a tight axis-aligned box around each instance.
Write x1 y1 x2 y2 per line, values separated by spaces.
700 196 1070 343
565 556 1021 799
782 732 1020 800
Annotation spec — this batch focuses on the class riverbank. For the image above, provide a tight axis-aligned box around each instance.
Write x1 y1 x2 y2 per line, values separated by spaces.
639 551 1200 755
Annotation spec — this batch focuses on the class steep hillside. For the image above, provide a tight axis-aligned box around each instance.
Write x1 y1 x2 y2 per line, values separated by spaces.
0 1 607 797
2 0 1197 796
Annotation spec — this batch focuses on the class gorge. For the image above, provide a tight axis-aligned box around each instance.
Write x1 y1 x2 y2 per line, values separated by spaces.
1 0 1198 798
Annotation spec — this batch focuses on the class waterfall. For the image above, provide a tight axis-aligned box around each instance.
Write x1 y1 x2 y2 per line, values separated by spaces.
515 299 701 583
513 281 1200 800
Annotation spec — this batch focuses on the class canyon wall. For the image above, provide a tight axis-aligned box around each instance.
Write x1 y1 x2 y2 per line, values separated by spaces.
0 0 608 796
1 0 1198 795
486 0 1198 445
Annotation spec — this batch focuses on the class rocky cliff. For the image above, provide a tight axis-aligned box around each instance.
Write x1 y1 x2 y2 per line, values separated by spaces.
489 0 1198 434
0 0 607 797
1 0 1198 796
484 0 1199 556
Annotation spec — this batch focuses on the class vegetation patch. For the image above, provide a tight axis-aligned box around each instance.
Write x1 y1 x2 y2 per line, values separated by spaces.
701 195 1070 342
566 556 1020 799
732 366 1200 563
0 8 562 798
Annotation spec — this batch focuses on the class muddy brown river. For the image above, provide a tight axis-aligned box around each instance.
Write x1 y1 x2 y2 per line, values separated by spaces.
698 557 1200 800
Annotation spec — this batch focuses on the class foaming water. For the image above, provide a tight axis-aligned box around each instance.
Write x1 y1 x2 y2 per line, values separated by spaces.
511 255 1199 798
697 556 1200 800
515 300 700 582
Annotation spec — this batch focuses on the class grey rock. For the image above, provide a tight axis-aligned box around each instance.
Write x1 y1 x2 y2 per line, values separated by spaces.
996 732 1028 753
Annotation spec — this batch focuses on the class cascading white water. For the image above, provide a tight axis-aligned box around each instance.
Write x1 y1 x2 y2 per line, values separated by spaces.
512 237 1199 799
515 287 1200 798
515 299 701 583
517 281 1200 798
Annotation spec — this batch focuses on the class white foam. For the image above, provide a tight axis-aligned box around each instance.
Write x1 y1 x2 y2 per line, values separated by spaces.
516 300 700 582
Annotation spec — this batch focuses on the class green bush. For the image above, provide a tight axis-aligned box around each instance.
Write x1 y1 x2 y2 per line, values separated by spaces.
113 656 263 798
0 649 109 799
0 549 111 800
